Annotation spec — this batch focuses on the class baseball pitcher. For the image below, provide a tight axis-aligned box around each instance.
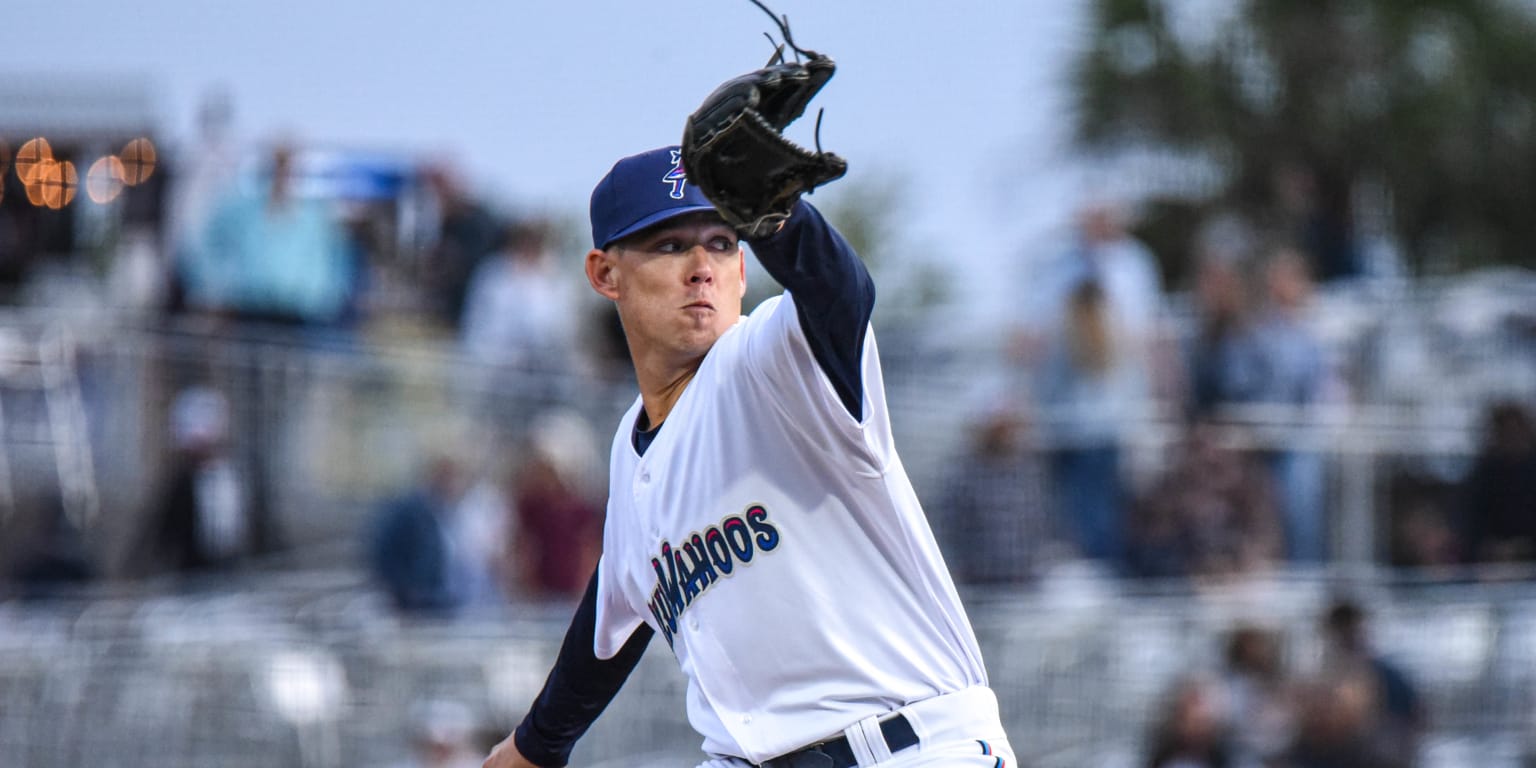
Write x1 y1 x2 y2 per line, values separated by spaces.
484 7 1016 767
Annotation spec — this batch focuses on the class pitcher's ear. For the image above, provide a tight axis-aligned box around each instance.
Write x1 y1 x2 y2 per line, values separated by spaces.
586 249 620 300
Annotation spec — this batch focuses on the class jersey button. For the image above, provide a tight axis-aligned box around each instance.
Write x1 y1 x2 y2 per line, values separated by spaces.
741 715 752 725
689 617 700 631
640 472 651 484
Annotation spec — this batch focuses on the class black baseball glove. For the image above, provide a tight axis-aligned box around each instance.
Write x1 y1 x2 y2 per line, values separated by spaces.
681 3 846 239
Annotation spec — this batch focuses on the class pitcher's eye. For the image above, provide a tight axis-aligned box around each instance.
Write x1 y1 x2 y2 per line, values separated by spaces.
707 236 738 253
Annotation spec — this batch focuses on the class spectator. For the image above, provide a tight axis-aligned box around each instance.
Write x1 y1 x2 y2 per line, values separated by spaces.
336 208 382 328
1023 201 1163 350
459 219 579 429
368 455 477 615
1313 599 1424 768
1254 249 1328 408
1387 472 1459 570
130 386 251 577
1265 163 1359 283
934 406 1063 585
1020 200 1161 571
1254 248 1330 563
422 164 501 332
1218 625 1296 767
509 410 602 601
1461 400 1536 565
1284 673 1400 768
450 463 515 607
1035 279 1148 569
1129 422 1283 580
1187 254 1268 419
190 142 352 328
460 219 575 370
1144 677 1235 768
166 87 240 315
183 142 351 558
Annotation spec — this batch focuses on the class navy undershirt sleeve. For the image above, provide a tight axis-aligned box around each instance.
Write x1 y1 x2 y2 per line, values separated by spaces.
747 200 876 420
512 568 654 767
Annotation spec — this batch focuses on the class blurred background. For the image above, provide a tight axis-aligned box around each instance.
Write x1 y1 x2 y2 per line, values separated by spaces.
1 0 1535 766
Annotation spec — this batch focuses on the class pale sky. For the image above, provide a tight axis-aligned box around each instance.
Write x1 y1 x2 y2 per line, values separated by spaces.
3 0 1098 319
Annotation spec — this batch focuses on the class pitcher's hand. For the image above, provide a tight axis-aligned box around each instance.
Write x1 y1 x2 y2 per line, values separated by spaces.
483 733 543 768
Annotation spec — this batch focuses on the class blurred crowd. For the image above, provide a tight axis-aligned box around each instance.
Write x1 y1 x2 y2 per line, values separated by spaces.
3 96 1536 768
147 115 605 612
936 197 1536 588
365 408 603 614
0 102 614 611
1144 599 1424 768
0 99 1532 617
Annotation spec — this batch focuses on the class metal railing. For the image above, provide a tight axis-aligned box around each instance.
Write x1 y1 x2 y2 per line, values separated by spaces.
2 572 1535 767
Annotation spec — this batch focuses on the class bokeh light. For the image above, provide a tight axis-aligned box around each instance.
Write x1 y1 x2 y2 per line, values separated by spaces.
39 159 78 209
23 159 52 206
15 137 53 185
86 156 127 204
0 137 11 181
120 137 157 185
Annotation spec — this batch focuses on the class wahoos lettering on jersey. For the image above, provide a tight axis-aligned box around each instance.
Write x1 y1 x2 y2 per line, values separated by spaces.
647 505 780 647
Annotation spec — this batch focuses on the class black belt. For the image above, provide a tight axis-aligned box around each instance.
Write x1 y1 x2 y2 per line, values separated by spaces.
759 714 918 768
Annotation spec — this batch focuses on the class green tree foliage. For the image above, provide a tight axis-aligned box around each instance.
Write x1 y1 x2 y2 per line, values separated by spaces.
1075 0 1536 276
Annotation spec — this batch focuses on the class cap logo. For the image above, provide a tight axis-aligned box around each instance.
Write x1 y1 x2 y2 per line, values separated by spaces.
662 149 687 199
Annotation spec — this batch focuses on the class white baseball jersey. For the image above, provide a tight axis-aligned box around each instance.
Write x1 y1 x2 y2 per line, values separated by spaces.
592 290 988 764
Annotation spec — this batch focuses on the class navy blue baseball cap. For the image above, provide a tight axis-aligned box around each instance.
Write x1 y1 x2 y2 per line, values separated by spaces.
590 146 721 250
